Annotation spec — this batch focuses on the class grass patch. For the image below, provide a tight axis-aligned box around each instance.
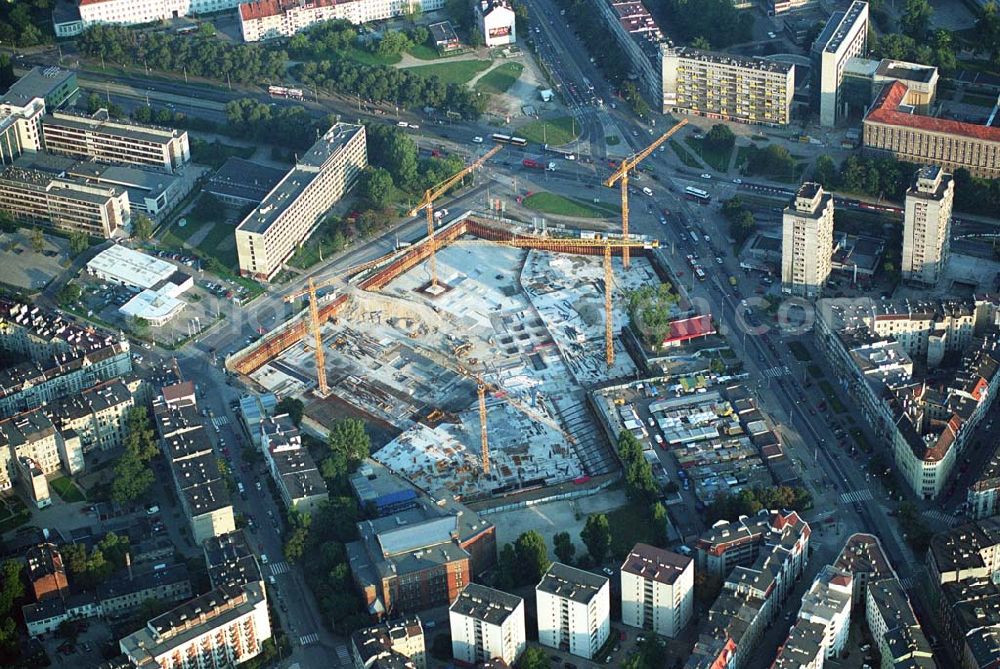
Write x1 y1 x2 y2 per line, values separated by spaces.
684 136 733 173
515 116 580 145
523 192 619 218
341 46 402 66
850 428 873 454
50 476 86 503
670 140 701 168
961 91 1000 107
407 44 442 60
475 62 523 94
196 223 238 268
0 496 30 534
189 139 254 169
607 501 658 559
606 135 620 146
818 380 847 414
403 59 492 85
788 341 811 362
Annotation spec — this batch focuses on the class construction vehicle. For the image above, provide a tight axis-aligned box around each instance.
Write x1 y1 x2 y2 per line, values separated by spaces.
408 144 503 290
604 119 687 268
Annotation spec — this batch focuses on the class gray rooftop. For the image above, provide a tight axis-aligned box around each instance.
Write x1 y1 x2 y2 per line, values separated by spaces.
450 583 523 625
203 530 261 589
674 47 793 75
2 67 75 107
536 562 608 604
44 111 183 145
205 158 286 205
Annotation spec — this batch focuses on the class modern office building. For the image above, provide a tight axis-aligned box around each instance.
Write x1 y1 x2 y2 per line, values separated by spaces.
119 581 271 669
54 0 243 36
781 182 834 298
450 583 526 666
661 48 795 126
42 110 190 174
0 67 78 164
768 0 819 15
238 0 446 41
536 563 610 660
352 618 427 669
812 0 869 127
863 80 1000 179
235 124 366 281
476 0 517 47
620 543 694 638
902 165 955 287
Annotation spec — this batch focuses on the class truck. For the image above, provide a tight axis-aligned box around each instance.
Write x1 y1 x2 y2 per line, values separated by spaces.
522 156 556 171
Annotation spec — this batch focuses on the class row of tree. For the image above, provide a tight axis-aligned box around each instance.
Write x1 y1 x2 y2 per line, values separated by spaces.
111 407 160 504
721 197 757 247
0 1 49 47
626 284 682 347
78 24 287 86
706 485 812 524
0 560 23 663
225 98 337 152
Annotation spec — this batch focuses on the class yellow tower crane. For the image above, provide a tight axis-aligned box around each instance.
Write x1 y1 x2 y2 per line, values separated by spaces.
408 144 503 289
604 119 688 268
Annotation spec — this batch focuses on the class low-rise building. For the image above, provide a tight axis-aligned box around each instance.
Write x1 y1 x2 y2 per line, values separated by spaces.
450 583 525 666
620 543 693 638
56 0 243 36
536 563 610 660
119 581 272 668
23 592 100 637
17 456 51 508
260 414 327 515
97 562 192 618
352 618 426 669
204 157 286 206
26 543 69 602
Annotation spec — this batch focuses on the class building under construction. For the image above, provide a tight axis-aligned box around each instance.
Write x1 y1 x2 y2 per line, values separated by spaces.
227 212 661 502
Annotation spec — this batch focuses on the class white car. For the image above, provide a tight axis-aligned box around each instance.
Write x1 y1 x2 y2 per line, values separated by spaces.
260 553 269 565
732 178 743 184
700 173 712 179
768 31 776 39
472 136 484 143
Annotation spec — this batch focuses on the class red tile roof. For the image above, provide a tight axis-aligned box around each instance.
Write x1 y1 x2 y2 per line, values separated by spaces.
663 314 715 345
240 0 339 21
865 81 1000 143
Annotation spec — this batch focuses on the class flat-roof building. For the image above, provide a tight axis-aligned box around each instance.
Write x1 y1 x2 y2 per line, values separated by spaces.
98 562 192 618
260 414 328 515
55 0 243 36
536 563 610 660
235 124 366 281
450 584 526 666
204 157 286 206
352 618 426 669
203 530 262 589
620 543 693 638
902 165 955 287
476 0 516 47
812 1 869 127
782 183 834 298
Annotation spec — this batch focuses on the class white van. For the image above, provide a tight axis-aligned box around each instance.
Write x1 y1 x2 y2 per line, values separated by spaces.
642 187 653 197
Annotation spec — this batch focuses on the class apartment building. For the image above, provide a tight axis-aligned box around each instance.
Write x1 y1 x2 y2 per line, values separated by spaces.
795 566 853 660
55 0 243 36
662 48 795 126
969 444 1000 520
17 456 51 508
863 80 1000 178
235 124 366 281
902 165 955 287
119 581 272 668
535 563 610 660
620 543 693 638
593 0 666 108
26 543 70 602
832 534 896 608
260 414 327 515
695 509 811 583
0 410 82 492
98 562 193 618
352 618 426 669
204 530 262 589
865 577 934 669
0 165 130 238
49 378 135 453
238 0 446 42
812 1 869 127
781 182 834 298
450 583 525 666
42 110 190 174
815 298 1000 499
771 619 827 668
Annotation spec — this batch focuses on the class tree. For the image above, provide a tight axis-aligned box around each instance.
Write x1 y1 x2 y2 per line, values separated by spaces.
514 530 551 583
517 646 552 669
705 124 734 153
0 211 15 234
57 282 82 308
581 513 611 564
553 531 576 564
977 1 1000 64
132 213 154 241
360 167 394 208
813 155 837 189
276 396 305 427
69 230 90 255
112 407 158 503
901 0 933 39
129 316 150 336
690 36 711 50
649 501 669 548
191 193 226 222
495 542 518 590
375 30 412 57
284 522 310 562
618 431 659 502
0 560 24 615
30 226 44 253
328 418 370 465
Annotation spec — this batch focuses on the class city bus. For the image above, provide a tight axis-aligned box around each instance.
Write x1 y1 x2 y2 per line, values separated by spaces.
491 133 528 147
685 186 711 203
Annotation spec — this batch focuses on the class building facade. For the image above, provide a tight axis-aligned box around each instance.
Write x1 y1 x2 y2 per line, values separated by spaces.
796 566 853 660
781 183 834 298
662 48 795 126
865 577 934 669
535 563 610 660
902 166 954 287
238 0 446 42
620 543 693 638
475 0 516 47
592 0 665 109
449 583 526 666
813 1 869 127
56 0 243 36
49 378 135 453
235 124 366 281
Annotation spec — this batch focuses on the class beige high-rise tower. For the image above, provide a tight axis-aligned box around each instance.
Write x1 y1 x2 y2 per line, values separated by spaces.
782 182 834 298
902 165 954 287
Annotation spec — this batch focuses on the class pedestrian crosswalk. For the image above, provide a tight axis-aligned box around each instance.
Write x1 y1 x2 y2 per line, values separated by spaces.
840 489 874 504
762 365 791 379
898 576 915 589
268 561 290 576
211 416 230 427
299 633 319 646
335 643 351 665
923 509 959 527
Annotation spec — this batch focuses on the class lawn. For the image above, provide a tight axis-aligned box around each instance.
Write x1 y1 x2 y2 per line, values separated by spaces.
475 62 524 94
670 140 701 168
606 135 620 146
515 116 580 145
50 476 86 503
196 223 238 268
407 44 442 61
818 380 847 414
788 341 811 362
684 136 733 173
523 192 618 218
403 59 492 85
0 496 30 534
736 145 808 183
342 46 402 66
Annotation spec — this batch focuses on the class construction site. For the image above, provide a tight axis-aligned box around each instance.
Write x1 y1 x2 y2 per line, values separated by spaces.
227 121 688 502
